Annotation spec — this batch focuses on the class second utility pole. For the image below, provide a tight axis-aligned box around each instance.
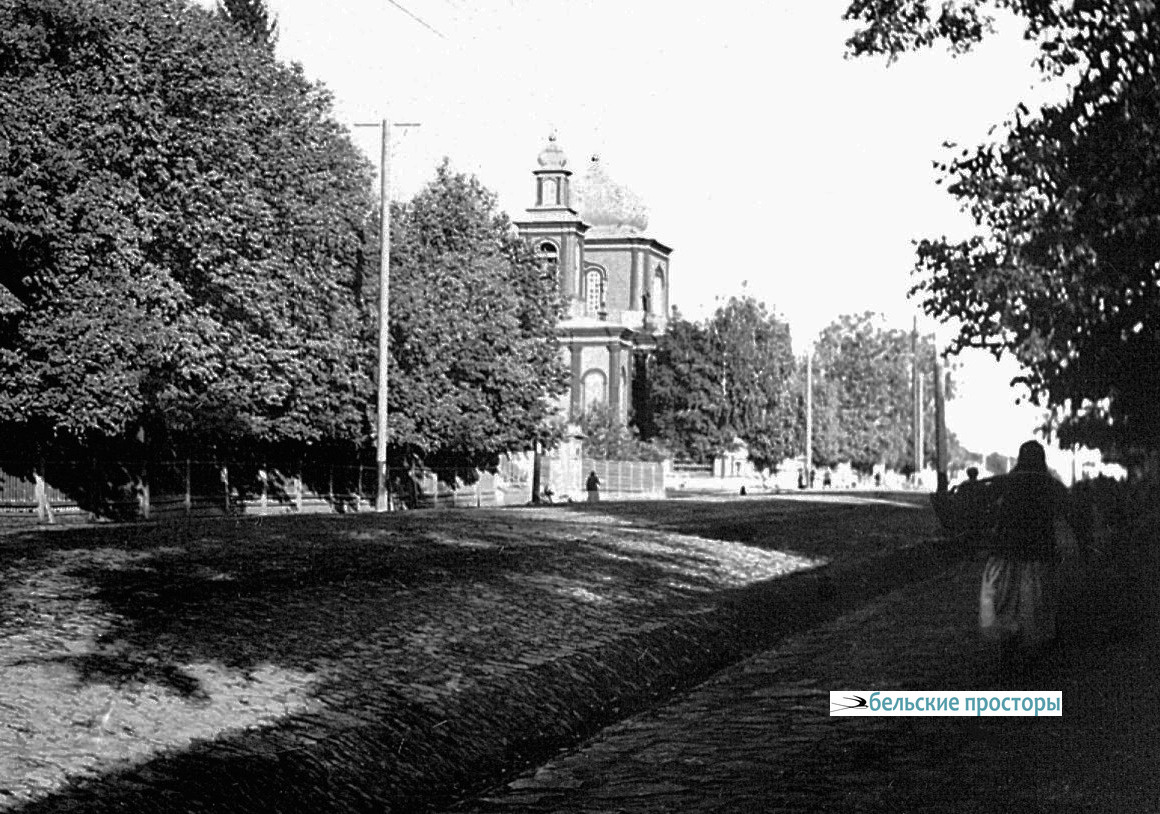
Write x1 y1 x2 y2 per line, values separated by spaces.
805 349 813 488
355 116 419 512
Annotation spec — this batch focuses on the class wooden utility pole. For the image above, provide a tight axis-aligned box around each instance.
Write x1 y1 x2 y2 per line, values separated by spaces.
934 346 948 493
804 349 813 488
354 117 419 512
910 317 920 480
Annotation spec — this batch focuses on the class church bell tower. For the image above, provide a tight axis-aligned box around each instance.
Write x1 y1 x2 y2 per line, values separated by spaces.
515 134 589 308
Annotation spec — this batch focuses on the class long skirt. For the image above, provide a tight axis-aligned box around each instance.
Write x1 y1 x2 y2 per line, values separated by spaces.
979 556 1057 649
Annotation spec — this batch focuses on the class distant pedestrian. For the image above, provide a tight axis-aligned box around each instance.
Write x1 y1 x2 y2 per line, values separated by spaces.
822 470 832 489
978 440 1074 670
958 466 988 523
586 470 600 503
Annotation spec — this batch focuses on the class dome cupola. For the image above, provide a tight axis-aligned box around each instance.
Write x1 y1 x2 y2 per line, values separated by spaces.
574 154 648 235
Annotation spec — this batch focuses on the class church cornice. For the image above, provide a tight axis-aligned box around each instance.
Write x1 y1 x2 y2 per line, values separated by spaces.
515 217 590 233
556 322 635 344
582 235 673 255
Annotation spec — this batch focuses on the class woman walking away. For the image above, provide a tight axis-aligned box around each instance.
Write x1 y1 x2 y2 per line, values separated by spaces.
979 440 1073 672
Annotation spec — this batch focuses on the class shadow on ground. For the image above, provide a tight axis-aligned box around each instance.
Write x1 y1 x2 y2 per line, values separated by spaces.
0 497 951 813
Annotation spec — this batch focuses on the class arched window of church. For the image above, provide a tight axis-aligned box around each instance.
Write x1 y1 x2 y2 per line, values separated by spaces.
546 178 559 205
581 369 607 410
538 241 559 277
652 267 665 316
585 268 605 316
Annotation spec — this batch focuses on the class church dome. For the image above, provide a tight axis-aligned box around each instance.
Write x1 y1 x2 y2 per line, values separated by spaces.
537 133 568 169
574 155 649 234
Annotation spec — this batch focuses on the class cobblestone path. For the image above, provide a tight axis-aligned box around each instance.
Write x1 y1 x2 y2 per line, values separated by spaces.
0 497 948 812
450 551 1160 813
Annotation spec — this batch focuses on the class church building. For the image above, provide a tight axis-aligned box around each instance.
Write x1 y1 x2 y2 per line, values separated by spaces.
515 135 672 425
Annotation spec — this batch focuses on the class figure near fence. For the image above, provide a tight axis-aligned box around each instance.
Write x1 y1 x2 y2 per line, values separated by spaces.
586 470 600 503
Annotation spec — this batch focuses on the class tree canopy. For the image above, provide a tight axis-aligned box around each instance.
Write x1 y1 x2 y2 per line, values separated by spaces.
844 1 1160 464
810 312 966 473
649 296 798 470
216 0 278 51
0 0 567 487
382 161 568 478
0 0 375 461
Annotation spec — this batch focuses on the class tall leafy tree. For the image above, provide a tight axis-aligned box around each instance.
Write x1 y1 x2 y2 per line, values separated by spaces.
648 313 724 463
811 312 961 473
0 0 375 463
649 297 798 469
380 161 568 478
843 1 1160 466
710 297 799 470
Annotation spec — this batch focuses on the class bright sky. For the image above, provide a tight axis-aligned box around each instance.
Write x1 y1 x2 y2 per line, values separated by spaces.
197 0 1066 458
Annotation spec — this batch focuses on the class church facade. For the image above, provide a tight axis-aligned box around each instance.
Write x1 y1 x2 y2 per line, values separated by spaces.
515 135 672 425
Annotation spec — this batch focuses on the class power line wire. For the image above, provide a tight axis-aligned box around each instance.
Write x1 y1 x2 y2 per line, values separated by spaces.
385 0 446 39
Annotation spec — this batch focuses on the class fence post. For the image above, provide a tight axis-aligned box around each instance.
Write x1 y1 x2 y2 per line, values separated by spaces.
140 459 150 520
357 463 365 512
294 463 303 513
221 463 231 515
34 458 54 524
185 458 191 517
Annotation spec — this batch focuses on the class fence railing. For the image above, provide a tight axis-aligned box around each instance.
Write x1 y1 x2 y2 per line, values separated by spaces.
580 458 665 500
0 454 666 523
0 460 508 523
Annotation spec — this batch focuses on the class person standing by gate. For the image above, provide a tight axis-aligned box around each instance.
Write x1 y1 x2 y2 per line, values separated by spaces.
586 470 601 503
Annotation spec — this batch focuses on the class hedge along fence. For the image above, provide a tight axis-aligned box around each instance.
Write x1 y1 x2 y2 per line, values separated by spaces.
0 459 504 524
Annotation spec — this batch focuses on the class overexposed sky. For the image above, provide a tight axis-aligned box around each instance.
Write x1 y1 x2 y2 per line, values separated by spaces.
198 0 1064 456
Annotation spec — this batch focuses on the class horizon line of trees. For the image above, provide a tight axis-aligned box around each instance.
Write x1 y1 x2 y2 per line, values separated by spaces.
843 0 1160 475
633 303 974 475
3 0 1156 514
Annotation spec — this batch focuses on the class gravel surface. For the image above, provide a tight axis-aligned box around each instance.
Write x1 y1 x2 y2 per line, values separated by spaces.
0 494 946 812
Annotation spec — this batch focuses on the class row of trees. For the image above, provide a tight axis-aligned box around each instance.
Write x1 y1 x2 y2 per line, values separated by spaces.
636 302 969 475
0 0 565 503
7 0 1153 494
843 0 1160 470
604 2 1160 475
